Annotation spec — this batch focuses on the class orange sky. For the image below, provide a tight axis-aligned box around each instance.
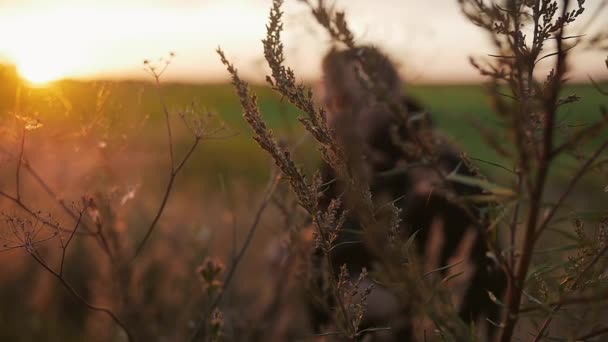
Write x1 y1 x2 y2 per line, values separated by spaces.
0 0 606 84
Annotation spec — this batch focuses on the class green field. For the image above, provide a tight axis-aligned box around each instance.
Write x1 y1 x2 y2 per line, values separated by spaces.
7 81 608 180
4 79 605 188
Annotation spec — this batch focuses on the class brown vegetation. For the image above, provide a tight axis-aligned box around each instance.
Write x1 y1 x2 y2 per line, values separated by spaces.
1 0 607 341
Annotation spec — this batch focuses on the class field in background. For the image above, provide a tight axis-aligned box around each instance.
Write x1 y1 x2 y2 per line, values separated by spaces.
0 78 606 341
3 79 606 187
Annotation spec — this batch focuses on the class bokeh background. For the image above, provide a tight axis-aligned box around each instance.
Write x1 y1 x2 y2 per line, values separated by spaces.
0 0 607 341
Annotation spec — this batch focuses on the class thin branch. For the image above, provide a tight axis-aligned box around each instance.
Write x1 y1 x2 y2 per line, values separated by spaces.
531 243 608 341
550 119 608 158
15 125 25 201
131 62 203 259
155 75 175 170
499 2 571 340
174 137 200 175
510 173 523 270
534 43 578 66
18 160 113 259
535 140 608 240
27 250 133 342
577 326 608 341
0 145 96 236
0 190 93 236
519 289 608 313
469 156 517 175
22 161 81 219
132 137 201 259
488 54 517 59
189 172 280 341
588 75 608 96
60 207 85 277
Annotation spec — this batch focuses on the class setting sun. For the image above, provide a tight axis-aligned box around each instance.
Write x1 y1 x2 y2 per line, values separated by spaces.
1 6 88 85
0 0 605 83
0 1 607 341
17 59 66 85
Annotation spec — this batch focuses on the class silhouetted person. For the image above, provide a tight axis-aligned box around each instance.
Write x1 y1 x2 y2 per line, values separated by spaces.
311 46 506 341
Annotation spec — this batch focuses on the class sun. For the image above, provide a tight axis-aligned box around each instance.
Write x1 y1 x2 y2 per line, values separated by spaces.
11 42 71 86
3 8 81 86
17 60 65 85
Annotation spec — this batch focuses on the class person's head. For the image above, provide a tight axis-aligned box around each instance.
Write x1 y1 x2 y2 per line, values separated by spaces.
320 45 404 124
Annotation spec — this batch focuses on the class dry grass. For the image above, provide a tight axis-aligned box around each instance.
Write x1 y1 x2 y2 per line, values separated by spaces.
0 1 607 341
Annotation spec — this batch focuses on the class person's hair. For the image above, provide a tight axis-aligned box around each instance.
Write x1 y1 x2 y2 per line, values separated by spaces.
321 45 404 112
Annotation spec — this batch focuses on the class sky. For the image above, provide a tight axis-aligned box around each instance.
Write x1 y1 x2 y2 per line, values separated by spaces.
0 0 606 84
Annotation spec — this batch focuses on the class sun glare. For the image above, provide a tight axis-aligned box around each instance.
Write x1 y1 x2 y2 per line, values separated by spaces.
0 4 270 84
17 60 65 85
1 8 83 86
0 1 604 84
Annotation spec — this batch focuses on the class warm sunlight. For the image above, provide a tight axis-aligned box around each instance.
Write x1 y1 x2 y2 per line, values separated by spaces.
0 1 607 341
17 58 66 85
0 0 605 83
2 6 93 85
0 3 269 83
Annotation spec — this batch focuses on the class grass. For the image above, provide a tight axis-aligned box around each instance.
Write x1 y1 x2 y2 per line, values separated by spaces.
4 79 604 189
